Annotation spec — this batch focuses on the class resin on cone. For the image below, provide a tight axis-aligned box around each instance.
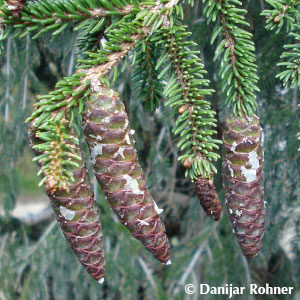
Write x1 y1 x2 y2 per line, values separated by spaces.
7 0 26 17
28 120 105 282
82 86 170 264
195 176 221 221
222 114 265 258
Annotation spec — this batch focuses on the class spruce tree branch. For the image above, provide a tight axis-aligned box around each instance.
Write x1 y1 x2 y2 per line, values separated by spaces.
218 0 253 114
30 112 81 192
203 0 259 116
35 0 181 111
167 39 198 160
79 31 150 83
261 0 300 33
6 0 26 17
161 24 221 179
132 40 163 111
0 1 158 39
276 30 300 89
27 0 181 190
1 2 140 25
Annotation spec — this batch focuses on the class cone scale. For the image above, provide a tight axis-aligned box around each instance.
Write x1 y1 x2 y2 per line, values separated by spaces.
28 122 105 282
222 114 265 258
195 176 222 221
82 87 170 264
7 0 26 17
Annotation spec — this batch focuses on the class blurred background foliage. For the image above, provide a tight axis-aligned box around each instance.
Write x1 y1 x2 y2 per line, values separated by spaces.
0 1 299 299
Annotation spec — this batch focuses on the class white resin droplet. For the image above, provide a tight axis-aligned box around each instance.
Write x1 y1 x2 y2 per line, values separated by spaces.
8 5 18 10
249 151 260 169
241 150 260 183
123 119 129 130
60 206 75 221
241 167 257 183
113 146 126 159
89 134 102 141
122 174 144 195
235 210 243 217
91 144 105 163
164 259 172 265
103 116 110 123
137 219 149 226
153 201 163 214
237 228 245 234
98 278 105 284
125 133 131 144
228 164 235 178
231 141 237 151
100 37 107 48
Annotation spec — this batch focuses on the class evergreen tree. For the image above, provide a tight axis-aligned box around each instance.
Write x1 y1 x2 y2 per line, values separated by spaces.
0 0 299 299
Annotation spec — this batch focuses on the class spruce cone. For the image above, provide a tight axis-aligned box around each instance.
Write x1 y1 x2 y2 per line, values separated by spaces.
82 87 171 264
222 114 265 258
195 176 221 221
7 0 26 17
28 121 105 282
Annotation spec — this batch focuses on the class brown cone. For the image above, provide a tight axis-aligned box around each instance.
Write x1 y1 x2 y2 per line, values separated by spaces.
28 120 105 282
222 114 265 258
82 87 170 264
7 0 26 17
195 176 221 221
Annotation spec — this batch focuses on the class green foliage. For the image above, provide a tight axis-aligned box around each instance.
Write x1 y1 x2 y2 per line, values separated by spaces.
156 25 221 180
131 40 164 112
276 29 300 89
23 0 191 191
202 0 260 117
0 0 145 40
31 116 82 191
261 0 300 148
0 0 300 299
262 0 300 89
261 0 300 33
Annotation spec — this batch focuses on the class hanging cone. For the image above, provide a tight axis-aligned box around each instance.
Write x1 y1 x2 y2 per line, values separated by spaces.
82 87 170 264
7 0 26 17
222 113 265 258
195 176 221 221
28 120 105 282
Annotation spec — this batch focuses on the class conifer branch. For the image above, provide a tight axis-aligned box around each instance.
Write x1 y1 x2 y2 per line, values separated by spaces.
157 25 221 180
131 40 165 111
203 0 260 117
276 29 300 89
26 0 181 191
7 0 26 17
262 1 300 89
261 0 299 33
27 1 180 124
30 112 81 193
0 0 155 40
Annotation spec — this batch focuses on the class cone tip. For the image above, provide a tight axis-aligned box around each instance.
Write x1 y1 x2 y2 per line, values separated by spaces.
162 259 172 266
98 278 105 284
